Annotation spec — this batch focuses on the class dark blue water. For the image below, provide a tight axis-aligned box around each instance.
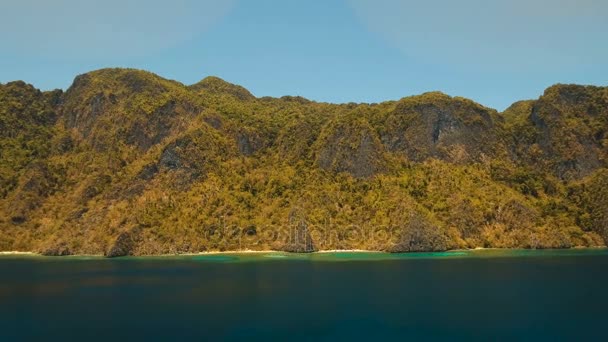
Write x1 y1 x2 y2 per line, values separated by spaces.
1 250 607 341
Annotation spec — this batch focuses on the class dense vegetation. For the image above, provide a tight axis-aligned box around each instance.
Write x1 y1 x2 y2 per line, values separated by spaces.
1 68 607 256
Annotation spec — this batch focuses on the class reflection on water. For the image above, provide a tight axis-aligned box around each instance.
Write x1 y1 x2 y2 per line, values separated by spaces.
1 249 607 340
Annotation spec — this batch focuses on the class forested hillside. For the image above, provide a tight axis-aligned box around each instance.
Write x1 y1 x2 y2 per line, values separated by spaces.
1 68 607 256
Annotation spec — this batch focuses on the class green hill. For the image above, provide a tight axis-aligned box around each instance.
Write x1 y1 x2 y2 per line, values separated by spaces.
1 68 606 256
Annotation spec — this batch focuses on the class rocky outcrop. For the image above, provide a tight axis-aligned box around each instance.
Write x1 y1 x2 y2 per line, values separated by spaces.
105 229 142 258
315 118 386 178
81 174 112 200
278 208 317 253
390 212 449 252
276 117 324 162
41 243 72 256
157 126 235 175
235 128 266 156
6 162 61 224
61 68 200 151
381 92 505 163
523 85 608 179
495 199 540 231
0 81 59 133
0 82 60 198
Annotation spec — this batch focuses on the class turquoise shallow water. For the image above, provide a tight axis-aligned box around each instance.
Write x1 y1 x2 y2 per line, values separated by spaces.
6 247 606 262
1 248 608 340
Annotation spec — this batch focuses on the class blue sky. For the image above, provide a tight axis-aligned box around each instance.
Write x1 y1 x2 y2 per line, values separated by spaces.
1 0 607 110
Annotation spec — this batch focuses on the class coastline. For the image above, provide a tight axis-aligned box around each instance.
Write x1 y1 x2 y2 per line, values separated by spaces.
0 251 37 255
0 246 606 258
0 249 383 257
314 249 381 254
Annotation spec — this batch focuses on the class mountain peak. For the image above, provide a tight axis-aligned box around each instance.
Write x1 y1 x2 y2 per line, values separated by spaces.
67 68 184 95
189 76 254 100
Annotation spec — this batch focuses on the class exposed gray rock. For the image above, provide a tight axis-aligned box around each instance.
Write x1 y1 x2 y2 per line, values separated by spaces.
390 212 449 252
159 144 183 170
523 84 608 179
42 243 72 256
315 119 386 178
138 163 159 180
236 130 265 156
10 216 26 225
381 93 503 163
279 208 316 253
106 229 141 258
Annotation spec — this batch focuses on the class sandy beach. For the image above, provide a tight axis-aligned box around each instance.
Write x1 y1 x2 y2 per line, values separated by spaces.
1 247 605 257
0 251 36 255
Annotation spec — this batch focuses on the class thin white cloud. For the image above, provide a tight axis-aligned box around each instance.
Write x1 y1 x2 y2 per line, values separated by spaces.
0 0 235 59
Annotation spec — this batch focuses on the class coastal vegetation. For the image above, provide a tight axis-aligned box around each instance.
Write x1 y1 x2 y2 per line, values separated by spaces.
0 68 606 256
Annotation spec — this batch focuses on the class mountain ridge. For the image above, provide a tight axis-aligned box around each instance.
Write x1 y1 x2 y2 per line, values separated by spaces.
1 68 607 256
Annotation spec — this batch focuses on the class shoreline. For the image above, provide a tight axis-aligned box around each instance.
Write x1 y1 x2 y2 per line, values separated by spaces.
0 246 606 258
0 251 38 255
0 249 384 257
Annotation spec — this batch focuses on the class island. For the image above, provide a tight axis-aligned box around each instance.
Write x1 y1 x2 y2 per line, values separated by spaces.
1 68 607 257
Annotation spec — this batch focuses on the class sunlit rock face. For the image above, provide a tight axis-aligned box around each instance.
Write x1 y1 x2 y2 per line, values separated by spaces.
381 92 507 164
315 118 387 178
526 85 608 179
61 69 201 152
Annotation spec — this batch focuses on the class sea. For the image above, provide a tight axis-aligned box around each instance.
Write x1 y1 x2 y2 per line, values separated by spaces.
1 249 607 341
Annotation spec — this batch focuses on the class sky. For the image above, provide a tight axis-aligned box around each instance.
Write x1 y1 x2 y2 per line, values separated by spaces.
1 0 607 110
